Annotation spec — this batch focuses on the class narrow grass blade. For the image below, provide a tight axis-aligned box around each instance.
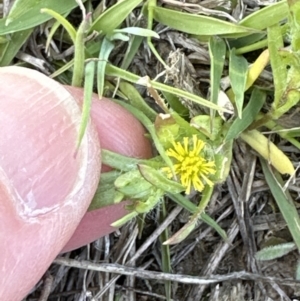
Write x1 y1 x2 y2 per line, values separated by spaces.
111 212 139 228
225 88 266 141
226 49 270 102
159 200 172 301
91 0 142 34
164 185 214 245
118 82 157 121
50 59 74 79
229 49 248 117
106 64 230 112
76 61 95 151
120 35 143 70
45 15 67 53
40 8 76 43
146 0 168 68
245 49 270 90
97 37 115 98
261 159 300 251
209 36 226 106
167 193 227 241
150 6 257 37
226 49 269 102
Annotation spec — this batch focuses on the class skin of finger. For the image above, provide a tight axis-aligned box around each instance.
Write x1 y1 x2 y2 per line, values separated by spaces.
61 201 131 253
0 67 101 300
62 87 152 252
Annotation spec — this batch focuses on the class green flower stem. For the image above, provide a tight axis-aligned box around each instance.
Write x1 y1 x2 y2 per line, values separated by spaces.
72 13 91 87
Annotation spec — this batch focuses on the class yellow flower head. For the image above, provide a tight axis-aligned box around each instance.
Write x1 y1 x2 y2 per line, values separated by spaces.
162 135 216 194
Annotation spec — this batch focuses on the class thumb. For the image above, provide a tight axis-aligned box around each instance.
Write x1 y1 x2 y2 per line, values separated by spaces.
0 67 101 300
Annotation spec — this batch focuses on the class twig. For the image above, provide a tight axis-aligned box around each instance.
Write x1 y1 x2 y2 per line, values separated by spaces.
53 257 300 288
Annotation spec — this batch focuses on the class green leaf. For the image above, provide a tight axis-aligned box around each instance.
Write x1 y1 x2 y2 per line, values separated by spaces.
171 111 204 139
101 149 162 172
101 149 141 171
114 170 154 199
91 0 142 34
267 24 287 108
5 0 38 25
241 130 295 175
0 28 33 66
225 88 266 141
131 189 164 214
0 0 82 35
261 159 300 252
255 242 296 261
239 1 289 30
209 36 226 106
229 49 248 118
162 91 189 119
0 36 9 44
191 115 223 141
138 164 185 194
115 27 159 38
109 32 129 42
88 171 120 210
213 139 233 183
151 6 257 37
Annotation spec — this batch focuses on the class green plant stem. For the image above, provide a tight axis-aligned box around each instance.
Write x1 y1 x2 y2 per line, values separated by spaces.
72 13 91 87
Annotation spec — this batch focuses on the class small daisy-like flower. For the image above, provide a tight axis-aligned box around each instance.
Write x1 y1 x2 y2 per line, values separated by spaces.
162 135 216 194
